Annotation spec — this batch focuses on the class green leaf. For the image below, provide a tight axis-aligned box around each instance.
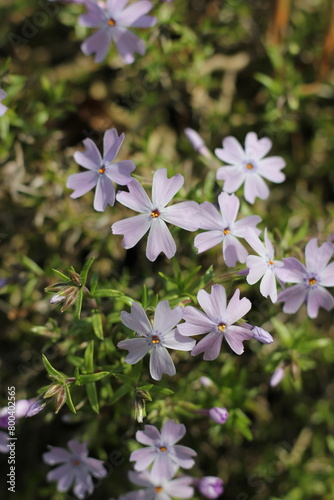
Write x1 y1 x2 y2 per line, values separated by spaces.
182 265 202 289
80 257 94 286
78 372 110 384
51 269 71 281
86 383 99 414
65 384 77 414
271 318 292 347
19 255 44 276
109 384 132 405
149 386 174 396
74 289 83 319
84 341 94 372
141 284 148 310
92 289 124 298
112 373 134 386
91 310 104 340
42 354 64 382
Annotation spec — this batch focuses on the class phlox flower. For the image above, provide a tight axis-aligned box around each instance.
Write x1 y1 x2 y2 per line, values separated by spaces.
112 168 200 261
245 228 283 303
276 238 334 318
241 323 274 344
43 439 107 499
196 476 224 499
194 192 261 267
0 89 8 116
130 419 196 481
117 300 195 380
67 128 135 212
0 399 35 428
215 132 286 204
119 470 194 500
177 284 252 360
184 128 210 158
79 0 156 64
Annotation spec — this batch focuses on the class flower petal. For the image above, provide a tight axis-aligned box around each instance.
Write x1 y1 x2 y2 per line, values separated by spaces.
112 214 151 249
79 2 106 27
153 301 183 335
165 476 194 499
149 346 175 380
67 171 98 199
161 420 185 445
43 446 71 465
116 1 155 27
215 136 245 164
257 156 286 182
319 261 334 286
161 201 200 231
191 332 223 360
233 215 262 237
224 325 252 355
307 286 334 319
260 268 277 302
169 444 196 468
74 138 102 170
223 234 248 267
136 425 161 446
275 257 306 283
225 289 251 325
116 179 152 213
244 228 266 257
217 167 245 193
113 27 146 64
146 219 176 261
151 452 177 481
246 255 267 284
94 174 115 211
121 302 152 335
81 26 113 63
245 132 272 160
47 464 75 492
67 440 88 457
218 192 239 226
105 160 135 185
196 202 223 230
117 338 150 364
244 173 269 204
277 284 307 314
198 285 227 322
178 307 216 336
305 239 334 274
103 129 124 163
163 330 196 351
194 231 223 254
131 447 156 471
152 168 184 209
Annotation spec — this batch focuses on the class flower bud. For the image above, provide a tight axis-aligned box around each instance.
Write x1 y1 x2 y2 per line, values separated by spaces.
197 476 224 499
208 407 229 424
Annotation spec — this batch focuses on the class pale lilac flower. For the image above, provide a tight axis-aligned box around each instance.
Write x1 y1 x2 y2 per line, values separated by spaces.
117 300 195 380
194 192 261 267
0 89 8 117
0 431 9 453
0 399 35 428
79 0 156 64
177 284 252 359
120 470 194 500
130 420 196 481
26 398 47 417
43 439 107 499
241 323 274 344
276 238 334 318
245 228 283 303
196 476 224 499
208 407 229 424
215 132 286 204
184 128 210 158
67 128 135 212
270 366 285 387
112 168 200 261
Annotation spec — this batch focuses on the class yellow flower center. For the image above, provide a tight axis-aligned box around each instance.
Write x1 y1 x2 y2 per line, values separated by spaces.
223 228 230 235
308 277 317 286
269 260 274 265
72 459 81 466
218 323 227 332
159 446 167 452
155 486 163 493
246 163 254 170
151 209 160 218
99 166 105 174
151 335 160 344
108 19 116 26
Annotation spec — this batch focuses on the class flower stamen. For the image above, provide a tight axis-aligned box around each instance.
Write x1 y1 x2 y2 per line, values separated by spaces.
268 260 274 265
159 446 167 452
108 19 116 26
308 277 317 286
218 323 227 332
223 228 230 235
246 163 253 170
155 486 163 493
151 209 160 218
99 166 105 174
151 335 160 344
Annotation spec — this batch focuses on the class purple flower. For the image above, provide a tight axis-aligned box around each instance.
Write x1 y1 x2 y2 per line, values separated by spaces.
130 420 196 481
43 439 107 499
120 470 194 500
67 128 135 212
79 0 156 64
112 168 200 261
194 192 262 267
26 398 47 417
245 228 283 303
215 132 286 204
0 89 8 117
117 300 195 380
276 238 334 318
241 323 274 344
196 476 224 499
0 399 36 428
270 366 285 387
184 128 210 158
208 407 229 424
177 284 252 359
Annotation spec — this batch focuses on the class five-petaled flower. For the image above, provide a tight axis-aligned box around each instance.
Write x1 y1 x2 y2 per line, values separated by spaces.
0 89 8 116
130 419 196 481
112 168 200 261
245 228 283 303
276 238 334 318
67 128 135 212
215 132 286 204
119 470 194 500
79 0 156 63
43 439 107 499
194 192 261 267
177 284 252 360
117 300 195 380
